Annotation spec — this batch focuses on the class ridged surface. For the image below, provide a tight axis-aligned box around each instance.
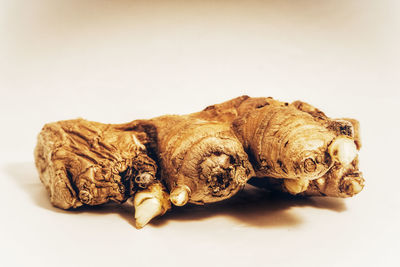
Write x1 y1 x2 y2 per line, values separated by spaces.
149 115 254 204
34 118 157 209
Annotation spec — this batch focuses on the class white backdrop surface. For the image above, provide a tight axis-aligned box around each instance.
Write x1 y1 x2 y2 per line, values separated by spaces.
1 1 399 266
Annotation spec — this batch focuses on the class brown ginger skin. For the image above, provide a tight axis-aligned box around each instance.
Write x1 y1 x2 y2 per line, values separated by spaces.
34 118 161 209
248 156 364 198
194 96 364 197
35 112 255 226
303 158 364 197
124 115 255 205
195 96 336 180
34 95 364 229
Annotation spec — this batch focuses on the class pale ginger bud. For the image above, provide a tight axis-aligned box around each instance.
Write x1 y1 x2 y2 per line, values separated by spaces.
329 136 358 166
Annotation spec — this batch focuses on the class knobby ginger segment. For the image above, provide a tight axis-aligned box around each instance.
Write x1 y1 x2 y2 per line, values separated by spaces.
34 118 169 227
248 156 364 198
233 102 336 180
301 156 364 198
195 96 364 197
134 115 255 205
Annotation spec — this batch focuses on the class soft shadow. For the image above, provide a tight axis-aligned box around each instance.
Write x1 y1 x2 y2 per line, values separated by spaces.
4 162 136 227
152 185 346 228
5 162 346 229
5 162 59 211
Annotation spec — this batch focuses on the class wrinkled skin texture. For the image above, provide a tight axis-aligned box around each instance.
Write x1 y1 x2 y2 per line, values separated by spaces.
35 115 255 224
34 119 159 209
144 115 254 204
248 157 364 198
194 96 364 197
34 96 364 228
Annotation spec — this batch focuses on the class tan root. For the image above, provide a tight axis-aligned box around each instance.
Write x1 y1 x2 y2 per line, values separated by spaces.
34 96 364 228
137 115 255 205
195 96 364 197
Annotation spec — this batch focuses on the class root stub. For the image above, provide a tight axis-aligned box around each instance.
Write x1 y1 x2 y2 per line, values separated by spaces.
170 185 190 206
134 172 156 189
200 152 244 198
339 174 365 197
133 182 171 228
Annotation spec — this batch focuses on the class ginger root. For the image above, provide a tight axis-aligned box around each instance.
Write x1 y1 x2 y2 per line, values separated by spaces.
34 118 169 227
35 115 254 227
195 96 364 197
135 115 254 205
34 96 364 228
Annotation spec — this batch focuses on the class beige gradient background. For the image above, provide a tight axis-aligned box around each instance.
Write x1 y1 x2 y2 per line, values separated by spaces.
1 1 399 266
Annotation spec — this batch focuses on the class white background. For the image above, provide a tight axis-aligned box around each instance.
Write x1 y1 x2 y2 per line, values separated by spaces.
1 0 399 266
